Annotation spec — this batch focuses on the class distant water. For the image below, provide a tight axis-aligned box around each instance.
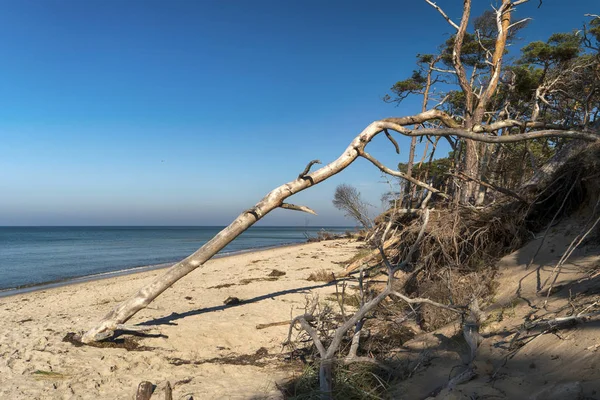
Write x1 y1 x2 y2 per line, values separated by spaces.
0 226 352 293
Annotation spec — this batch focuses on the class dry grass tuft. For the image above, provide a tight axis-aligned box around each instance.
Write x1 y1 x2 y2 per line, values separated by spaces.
306 269 335 282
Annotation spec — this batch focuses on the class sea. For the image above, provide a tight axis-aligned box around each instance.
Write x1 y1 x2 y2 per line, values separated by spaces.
0 226 352 295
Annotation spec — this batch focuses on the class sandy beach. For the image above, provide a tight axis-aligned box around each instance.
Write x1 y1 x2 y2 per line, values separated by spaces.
0 239 361 399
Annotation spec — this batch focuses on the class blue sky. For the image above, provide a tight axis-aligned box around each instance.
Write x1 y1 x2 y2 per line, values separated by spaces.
0 0 596 226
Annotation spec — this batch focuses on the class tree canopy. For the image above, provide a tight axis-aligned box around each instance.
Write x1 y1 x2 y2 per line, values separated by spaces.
384 6 599 206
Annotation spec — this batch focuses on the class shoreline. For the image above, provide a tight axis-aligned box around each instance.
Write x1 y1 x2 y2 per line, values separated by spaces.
0 241 309 298
0 238 361 399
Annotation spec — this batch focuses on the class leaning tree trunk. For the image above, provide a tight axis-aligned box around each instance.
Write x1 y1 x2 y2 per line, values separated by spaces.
521 139 590 193
403 136 418 208
462 139 480 203
81 110 446 343
81 109 598 343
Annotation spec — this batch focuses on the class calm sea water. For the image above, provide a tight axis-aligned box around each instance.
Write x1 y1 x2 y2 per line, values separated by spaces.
0 226 351 292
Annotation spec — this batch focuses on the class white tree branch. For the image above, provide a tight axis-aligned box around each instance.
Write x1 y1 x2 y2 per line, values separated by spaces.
280 203 317 215
424 0 460 30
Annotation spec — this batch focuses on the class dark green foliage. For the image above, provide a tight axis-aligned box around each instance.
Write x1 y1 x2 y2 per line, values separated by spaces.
443 90 466 117
388 70 427 102
398 152 454 189
439 10 527 70
488 139 556 189
520 32 581 67
585 17 600 49
440 33 492 69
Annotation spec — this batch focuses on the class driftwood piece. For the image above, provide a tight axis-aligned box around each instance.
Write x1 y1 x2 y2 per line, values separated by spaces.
164 381 173 400
135 381 154 400
255 320 290 330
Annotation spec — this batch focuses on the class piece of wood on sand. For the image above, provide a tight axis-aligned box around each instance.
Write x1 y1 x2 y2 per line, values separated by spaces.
136 381 154 400
165 381 173 400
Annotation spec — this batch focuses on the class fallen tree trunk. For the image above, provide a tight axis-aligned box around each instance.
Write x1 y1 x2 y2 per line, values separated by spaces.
81 110 598 343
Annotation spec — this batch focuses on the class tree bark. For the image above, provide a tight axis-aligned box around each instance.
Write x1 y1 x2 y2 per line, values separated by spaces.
319 358 334 400
404 136 418 208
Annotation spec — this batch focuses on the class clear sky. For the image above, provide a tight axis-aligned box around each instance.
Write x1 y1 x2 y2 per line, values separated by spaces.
0 0 596 226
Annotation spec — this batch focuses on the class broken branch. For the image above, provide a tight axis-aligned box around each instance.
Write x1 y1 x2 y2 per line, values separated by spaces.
279 203 318 215
298 159 321 179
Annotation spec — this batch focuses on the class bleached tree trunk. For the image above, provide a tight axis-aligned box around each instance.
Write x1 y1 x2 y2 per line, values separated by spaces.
81 109 598 343
81 110 446 343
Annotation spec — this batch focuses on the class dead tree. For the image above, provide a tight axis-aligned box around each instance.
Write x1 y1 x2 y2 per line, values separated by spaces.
284 209 463 398
81 0 600 343
81 107 598 343
332 183 372 228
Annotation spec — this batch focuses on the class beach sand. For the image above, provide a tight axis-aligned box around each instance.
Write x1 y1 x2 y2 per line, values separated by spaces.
0 239 361 399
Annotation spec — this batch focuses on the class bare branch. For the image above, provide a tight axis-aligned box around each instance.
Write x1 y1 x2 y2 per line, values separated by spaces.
279 203 317 215
382 125 599 143
359 150 449 198
454 172 527 203
384 129 400 154
508 17 531 30
383 109 461 129
472 119 563 133
289 315 327 357
396 208 430 270
431 67 457 74
424 0 460 30
390 291 462 314
432 94 450 109
298 159 322 179
452 0 474 114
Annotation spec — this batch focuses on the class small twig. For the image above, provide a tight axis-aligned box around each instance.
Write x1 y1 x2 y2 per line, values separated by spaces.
384 129 400 154
453 171 527 203
279 203 317 215
256 320 292 330
508 17 531 30
390 291 462 314
359 149 449 198
298 159 321 179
